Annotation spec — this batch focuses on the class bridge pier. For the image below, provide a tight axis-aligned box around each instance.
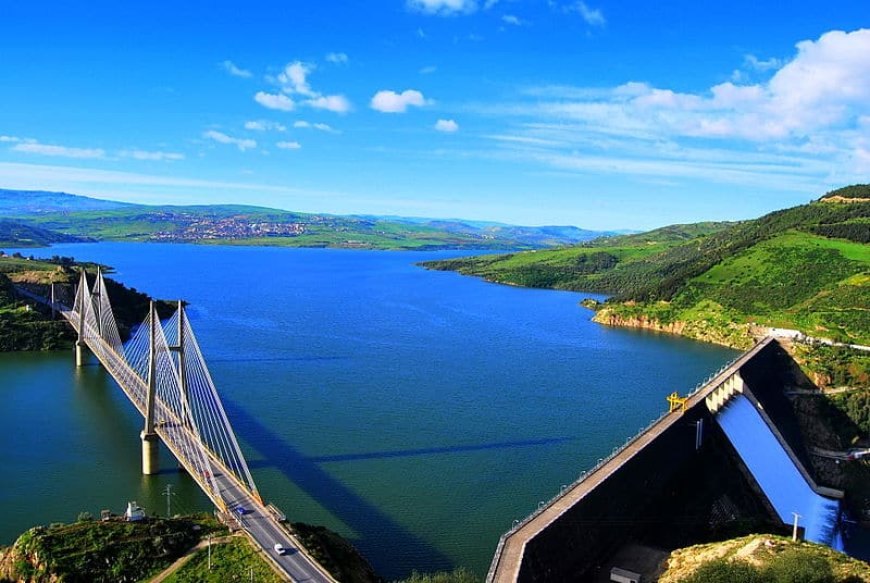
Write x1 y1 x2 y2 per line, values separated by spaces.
141 431 160 475
75 341 86 367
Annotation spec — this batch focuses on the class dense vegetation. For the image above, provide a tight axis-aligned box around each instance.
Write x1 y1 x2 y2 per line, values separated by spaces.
425 186 870 347
820 184 870 200
0 255 174 351
395 568 480 583
291 522 383 583
659 535 870 583
0 515 221 583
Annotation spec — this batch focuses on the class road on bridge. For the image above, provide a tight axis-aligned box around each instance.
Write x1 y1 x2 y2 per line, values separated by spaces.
219 472 334 583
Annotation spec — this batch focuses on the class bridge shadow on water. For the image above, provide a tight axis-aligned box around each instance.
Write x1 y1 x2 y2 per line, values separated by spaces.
305 436 572 464
221 398 455 579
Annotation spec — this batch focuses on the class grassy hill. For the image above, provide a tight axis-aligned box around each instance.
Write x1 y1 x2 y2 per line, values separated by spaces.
659 534 870 583
0 219 88 247
0 189 607 250
423 185 870 347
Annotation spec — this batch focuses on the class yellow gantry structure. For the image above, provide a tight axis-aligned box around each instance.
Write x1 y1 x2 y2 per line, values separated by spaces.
667 391 689 413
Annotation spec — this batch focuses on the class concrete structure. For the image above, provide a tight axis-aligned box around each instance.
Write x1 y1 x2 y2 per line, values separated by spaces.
487 337 844 583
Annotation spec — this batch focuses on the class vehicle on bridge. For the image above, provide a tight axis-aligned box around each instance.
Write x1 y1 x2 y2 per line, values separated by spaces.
274 543 286 555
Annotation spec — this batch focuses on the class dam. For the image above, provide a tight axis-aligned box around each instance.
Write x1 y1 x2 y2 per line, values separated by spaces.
487 337 851 582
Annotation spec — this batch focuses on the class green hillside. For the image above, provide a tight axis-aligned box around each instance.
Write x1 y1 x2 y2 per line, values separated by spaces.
424 185 870 347
0 189 608 250
0 220 87 247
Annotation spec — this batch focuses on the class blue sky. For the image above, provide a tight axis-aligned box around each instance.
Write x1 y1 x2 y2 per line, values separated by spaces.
0 1 867 230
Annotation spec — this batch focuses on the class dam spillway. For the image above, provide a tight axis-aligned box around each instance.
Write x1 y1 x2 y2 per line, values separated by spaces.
487 338 849 583
716 393 841 547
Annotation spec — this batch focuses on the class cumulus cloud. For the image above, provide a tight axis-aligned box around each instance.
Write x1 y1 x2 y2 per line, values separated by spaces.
277 61 316 96
435 119 459 132
222 60 253 78
120 149 185 161
254 91 295 111
407 0 478 15
245 120 287 132
370 89 430 113
262 60 352 114
203 130 257 151
276 141 302 150
12 139 105 159
0 135 21 143
502 15 523 26
326 52 349 64
565 1 605 27
305 95 352 113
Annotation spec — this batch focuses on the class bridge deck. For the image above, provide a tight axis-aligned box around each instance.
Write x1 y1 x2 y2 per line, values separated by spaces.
488 337 775 583
18 285 335 583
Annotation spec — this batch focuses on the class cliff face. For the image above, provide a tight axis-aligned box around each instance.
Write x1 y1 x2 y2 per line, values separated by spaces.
591 306 757 350
0 530 59 583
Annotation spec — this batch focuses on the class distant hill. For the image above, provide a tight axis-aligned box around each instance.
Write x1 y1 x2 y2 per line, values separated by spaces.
0 188 610 250
0 219 88 247
424 185 870 347
0 189 133 214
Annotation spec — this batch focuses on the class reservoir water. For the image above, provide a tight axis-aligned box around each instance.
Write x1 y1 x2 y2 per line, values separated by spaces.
0 242 738 578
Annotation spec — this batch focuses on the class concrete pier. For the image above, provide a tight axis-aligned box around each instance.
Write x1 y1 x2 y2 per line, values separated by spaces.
141 431 159 475
75 341 86 367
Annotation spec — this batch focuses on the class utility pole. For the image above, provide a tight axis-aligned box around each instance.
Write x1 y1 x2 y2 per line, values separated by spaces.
163 484 175 517
792 512 802 541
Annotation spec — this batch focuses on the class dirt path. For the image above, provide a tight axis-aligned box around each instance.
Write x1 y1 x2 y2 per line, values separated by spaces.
148 535 235 583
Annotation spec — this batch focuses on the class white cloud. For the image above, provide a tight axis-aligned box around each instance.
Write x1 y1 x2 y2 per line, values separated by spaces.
222 60 253 78
566 1 605 27
370 89 430 113
11 139 105 159
502 14 522 26
0 135 21 143
294 121 338 133
254 91 295 111
419 65 437 75
245 120 287 132
435 119 459 132
472 28 870 193
276 141 302 150
277 61 316 96
120 149 185 161
203 130 257 151
407 0 477 15
744 54 782 72
305 95 352 113
326 52 348 64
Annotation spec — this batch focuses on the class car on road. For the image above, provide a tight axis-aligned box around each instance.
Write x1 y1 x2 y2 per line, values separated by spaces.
273 543 286 555
235 506 247 516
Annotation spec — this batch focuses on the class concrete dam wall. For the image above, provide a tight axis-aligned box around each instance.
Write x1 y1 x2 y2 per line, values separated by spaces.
488 338 843 583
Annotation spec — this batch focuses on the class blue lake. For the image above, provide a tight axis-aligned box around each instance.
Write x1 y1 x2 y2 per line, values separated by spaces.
0 242 738 578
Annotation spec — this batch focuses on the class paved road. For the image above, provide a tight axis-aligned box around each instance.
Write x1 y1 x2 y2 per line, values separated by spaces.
219 473 334 583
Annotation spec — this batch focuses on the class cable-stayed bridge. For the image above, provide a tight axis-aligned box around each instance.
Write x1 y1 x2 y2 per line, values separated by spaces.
23 270 334 583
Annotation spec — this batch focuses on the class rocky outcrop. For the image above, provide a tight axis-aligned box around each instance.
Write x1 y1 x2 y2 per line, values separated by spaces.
591 307 756 350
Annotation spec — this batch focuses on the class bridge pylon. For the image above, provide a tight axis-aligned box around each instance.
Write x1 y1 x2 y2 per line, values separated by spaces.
142 301 160 475
75 270 88 367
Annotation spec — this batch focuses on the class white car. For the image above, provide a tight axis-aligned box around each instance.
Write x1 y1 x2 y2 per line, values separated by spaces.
273 543 286 555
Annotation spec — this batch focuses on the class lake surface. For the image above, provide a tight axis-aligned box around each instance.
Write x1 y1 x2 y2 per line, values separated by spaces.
0 242 738 578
